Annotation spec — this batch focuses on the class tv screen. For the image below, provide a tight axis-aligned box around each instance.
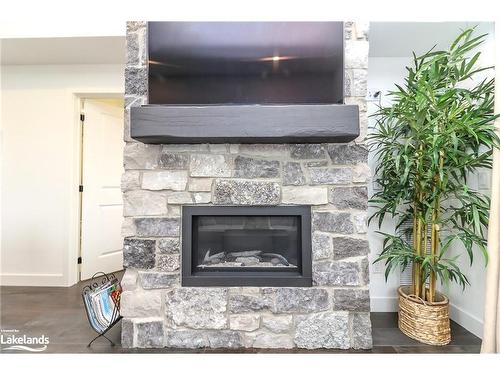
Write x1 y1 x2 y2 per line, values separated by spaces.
148 22 344 105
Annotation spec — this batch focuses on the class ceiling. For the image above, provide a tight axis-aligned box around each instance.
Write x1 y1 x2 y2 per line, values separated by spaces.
1 36 125 65
0 22 495 65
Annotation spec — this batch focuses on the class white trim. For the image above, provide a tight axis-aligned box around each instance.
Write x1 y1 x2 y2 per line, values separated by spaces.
64 93 82 287
370 296 399 312
0 273 65 286
449 302 484 339
66 90 124 287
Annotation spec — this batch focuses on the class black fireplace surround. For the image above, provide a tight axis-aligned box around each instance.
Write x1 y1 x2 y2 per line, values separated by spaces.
181 206 312 287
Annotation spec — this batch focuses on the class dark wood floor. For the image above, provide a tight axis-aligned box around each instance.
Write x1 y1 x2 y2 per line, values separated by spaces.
0 275 482 354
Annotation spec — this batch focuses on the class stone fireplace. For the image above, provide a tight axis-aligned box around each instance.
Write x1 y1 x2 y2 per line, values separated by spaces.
121 21 372 350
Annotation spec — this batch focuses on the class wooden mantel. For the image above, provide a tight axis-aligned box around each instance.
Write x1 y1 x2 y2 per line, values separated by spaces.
130 104 360 144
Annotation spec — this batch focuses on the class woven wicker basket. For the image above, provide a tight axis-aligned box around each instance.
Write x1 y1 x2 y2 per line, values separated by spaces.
398 286 451 346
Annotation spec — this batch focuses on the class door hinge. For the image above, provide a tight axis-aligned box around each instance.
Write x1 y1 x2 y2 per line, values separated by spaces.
77 257 82 264
80 113 85 122
79 185 84 192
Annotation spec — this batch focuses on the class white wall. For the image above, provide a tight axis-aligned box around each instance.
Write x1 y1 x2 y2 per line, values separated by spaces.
1 64 124 286
367 26 495 338
367 57 412 312
441 31 495 338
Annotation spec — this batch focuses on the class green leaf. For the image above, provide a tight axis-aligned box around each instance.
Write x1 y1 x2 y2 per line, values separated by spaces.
464 52 481 74
450 28 473 51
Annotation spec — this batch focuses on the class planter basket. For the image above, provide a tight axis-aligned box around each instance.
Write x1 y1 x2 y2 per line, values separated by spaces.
398 286 451 346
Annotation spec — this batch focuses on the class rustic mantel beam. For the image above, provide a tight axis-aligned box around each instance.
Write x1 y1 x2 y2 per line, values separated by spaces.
130 104 360 144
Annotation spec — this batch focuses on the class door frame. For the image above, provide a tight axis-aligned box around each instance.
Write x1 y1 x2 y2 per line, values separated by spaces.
68 90 124 285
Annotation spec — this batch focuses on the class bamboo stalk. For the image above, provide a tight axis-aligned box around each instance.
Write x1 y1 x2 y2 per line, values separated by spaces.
419 219 427 300
420 218 429 300
429 152 444 302
414 204 423 298
413 144 426 299
412 203 418 294
429 210 438 302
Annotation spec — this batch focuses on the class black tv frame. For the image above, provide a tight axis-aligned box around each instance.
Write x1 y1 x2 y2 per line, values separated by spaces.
147 22 345 106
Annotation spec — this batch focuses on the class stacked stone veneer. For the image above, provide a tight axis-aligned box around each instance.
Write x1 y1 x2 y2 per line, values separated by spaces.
121 21 372 350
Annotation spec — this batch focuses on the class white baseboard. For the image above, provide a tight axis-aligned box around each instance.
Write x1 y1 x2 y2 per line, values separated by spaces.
449 302 484 339
370 296 399 312
0 273 65 286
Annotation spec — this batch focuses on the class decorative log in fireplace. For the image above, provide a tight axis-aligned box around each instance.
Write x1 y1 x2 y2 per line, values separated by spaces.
181 206 312 287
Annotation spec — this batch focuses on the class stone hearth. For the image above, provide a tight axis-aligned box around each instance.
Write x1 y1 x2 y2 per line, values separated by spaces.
121 21 372 350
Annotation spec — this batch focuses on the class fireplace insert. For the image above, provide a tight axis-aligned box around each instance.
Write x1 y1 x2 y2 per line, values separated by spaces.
181 206 312 287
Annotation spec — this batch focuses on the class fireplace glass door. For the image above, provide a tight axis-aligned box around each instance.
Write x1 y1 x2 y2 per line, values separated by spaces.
182 206 312 287
194 215 300 270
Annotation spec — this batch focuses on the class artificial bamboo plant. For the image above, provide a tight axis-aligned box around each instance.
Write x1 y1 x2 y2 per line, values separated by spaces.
369 28 499 303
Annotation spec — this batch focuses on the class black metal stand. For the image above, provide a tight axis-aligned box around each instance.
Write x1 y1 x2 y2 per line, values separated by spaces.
82 272 122 347
86 316 123 347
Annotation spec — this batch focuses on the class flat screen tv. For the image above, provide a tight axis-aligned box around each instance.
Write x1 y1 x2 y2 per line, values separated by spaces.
148 22 344 105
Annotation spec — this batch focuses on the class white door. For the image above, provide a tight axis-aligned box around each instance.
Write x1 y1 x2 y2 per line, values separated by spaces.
80 99 124 280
